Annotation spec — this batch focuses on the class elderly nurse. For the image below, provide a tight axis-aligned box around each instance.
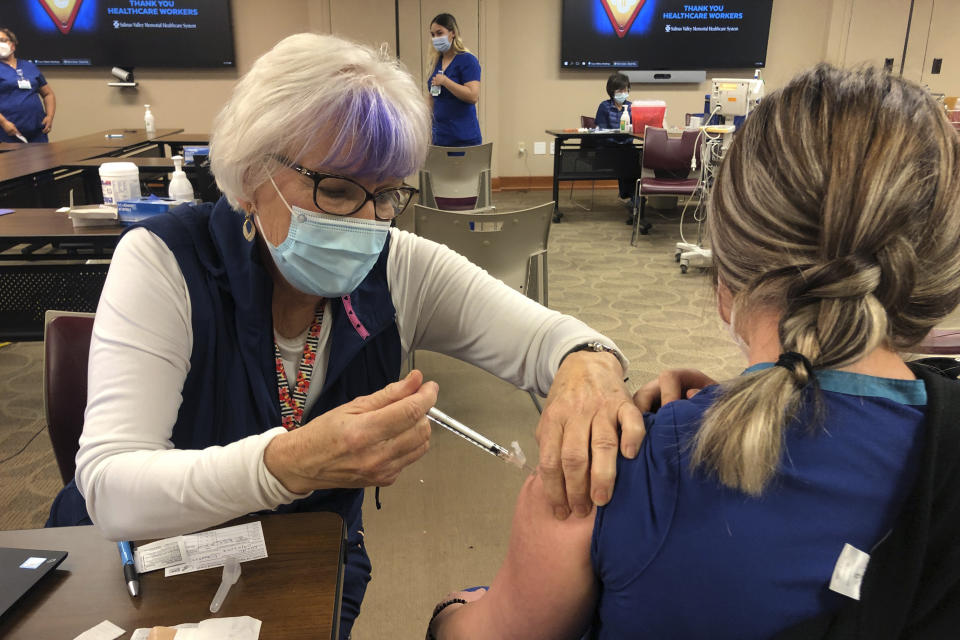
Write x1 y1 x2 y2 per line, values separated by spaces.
46 34 642 637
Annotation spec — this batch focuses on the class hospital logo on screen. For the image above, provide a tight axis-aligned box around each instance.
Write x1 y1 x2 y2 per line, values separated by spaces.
601 0 647 38
37 0 84 34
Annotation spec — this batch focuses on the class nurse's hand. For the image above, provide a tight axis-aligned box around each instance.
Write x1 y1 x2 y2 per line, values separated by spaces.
633 368 716 412
536 350 644 520
1 120 22 139
431 74 447 89
41 115 53 134
264 370 438 494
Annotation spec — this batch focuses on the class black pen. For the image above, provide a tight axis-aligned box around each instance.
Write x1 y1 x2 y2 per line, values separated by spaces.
117 541 140 596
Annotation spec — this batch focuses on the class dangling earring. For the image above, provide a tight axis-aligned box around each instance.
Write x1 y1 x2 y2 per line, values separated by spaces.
242 209 256 242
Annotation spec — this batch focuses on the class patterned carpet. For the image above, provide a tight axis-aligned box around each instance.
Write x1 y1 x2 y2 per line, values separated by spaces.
0 340 62 530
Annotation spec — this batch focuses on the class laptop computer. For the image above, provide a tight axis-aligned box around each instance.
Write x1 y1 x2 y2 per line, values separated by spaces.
0 547 68 618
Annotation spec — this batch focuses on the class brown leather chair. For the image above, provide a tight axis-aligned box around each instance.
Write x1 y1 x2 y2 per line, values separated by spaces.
43 311 95 485
631 126 701 243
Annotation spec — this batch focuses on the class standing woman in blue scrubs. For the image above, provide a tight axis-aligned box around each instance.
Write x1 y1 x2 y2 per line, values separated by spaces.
0 28 55 143
427 14 481 147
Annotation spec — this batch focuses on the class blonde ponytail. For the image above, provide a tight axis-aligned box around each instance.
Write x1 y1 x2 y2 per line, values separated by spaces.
695 64 960 495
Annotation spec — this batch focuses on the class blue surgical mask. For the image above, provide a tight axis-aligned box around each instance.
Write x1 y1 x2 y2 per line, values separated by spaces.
614 92 629 104
260 176 390 298
432 36 451 53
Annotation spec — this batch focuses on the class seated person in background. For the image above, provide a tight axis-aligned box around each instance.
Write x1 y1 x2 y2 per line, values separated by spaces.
426 64 960 639
594 72 640 217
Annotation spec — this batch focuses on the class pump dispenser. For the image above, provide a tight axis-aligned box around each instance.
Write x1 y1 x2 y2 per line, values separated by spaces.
620 106 630 133
144 104 156 136
168 155 195 202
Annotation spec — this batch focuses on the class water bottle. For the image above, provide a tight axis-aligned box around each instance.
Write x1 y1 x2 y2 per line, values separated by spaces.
430 71 442 97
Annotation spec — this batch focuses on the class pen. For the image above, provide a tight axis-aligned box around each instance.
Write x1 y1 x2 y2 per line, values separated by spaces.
105 134 124 138
117 541 140 597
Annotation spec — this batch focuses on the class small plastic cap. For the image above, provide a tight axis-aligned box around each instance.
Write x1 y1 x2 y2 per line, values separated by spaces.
209 557 241 613
172 155 183 172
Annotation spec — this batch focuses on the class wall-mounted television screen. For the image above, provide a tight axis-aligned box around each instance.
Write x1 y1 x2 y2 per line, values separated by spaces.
561 1 773 70
5 0 235 68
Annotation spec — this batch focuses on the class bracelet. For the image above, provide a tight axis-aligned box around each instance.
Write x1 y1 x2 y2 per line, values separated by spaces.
560 341 620 366
427 598 467 640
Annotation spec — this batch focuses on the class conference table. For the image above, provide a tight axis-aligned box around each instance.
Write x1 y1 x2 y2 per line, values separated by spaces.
545 129 644 222
0 129 183 207
0 207 125 341
0 512 346 639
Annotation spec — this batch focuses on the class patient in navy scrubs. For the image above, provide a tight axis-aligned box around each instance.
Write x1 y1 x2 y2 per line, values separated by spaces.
426 64 960 639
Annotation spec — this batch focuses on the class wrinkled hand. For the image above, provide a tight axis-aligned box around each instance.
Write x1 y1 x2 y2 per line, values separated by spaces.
1 120 21 139
633 368 717 413
41 115 53 134
264 370 438 494
536 351 644 520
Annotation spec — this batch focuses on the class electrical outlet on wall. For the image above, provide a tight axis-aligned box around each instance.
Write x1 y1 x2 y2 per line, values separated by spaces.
534 141 546 155
518 141 526 156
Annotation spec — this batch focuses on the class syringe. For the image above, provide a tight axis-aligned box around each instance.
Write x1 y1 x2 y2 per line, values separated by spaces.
427 407 535 474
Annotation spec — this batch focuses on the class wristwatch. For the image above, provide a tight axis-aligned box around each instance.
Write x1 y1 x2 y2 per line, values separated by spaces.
561 341 619 363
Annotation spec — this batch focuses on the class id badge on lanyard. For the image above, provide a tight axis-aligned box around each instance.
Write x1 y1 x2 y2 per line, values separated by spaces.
16 69 30 90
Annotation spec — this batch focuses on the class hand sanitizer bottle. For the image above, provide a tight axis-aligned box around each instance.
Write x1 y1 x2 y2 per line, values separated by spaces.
168 155 195 202
144 104 156 136
620 107 630 133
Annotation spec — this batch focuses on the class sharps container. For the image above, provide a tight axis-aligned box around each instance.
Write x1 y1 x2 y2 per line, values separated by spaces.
99 162 141 205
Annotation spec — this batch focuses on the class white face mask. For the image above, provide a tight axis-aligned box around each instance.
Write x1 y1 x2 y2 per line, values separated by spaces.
0 43 12 59
720 304 749 358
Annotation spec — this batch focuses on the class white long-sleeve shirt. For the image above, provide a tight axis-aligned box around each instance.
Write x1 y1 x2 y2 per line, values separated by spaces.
75 227 625 540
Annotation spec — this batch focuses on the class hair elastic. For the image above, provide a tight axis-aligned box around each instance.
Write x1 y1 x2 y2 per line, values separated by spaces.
774 351 815 381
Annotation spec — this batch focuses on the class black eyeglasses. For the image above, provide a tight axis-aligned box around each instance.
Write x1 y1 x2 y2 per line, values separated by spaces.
275 156 418 221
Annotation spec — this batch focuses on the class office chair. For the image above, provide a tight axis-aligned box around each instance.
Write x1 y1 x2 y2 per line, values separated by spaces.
412 202 555 412
419 143 494 211
42 311 96 485
631 126 701 245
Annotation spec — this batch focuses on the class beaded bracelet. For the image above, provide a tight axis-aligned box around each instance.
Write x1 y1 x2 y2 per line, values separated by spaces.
426 598 467 640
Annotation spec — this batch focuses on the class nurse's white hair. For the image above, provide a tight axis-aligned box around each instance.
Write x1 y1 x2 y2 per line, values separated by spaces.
210 33 430 210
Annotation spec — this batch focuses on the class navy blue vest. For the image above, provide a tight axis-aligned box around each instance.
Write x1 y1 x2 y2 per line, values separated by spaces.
48 198 402 636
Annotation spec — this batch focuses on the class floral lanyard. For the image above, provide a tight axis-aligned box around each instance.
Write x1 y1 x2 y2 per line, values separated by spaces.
273 306 324 431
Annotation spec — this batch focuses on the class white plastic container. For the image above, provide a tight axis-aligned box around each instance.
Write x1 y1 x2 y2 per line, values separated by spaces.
168 155 195 202
620 107 631 133
144 104 156 136
99 162 141 206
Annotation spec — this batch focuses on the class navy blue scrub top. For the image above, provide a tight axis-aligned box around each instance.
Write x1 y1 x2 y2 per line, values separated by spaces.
429 51 481 147
595 98 633 145
0 59 48 143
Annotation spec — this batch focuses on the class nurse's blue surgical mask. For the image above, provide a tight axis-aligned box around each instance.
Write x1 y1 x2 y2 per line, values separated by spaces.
259 176 390 298
432 36 451 53
614 92 629 104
